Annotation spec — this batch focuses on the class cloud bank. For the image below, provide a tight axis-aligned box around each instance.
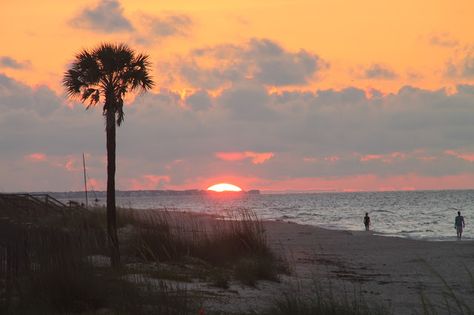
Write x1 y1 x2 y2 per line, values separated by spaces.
176 38 326 89
1 69 474 191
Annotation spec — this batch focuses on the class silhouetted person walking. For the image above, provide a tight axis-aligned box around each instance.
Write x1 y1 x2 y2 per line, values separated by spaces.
364 212 371 231
455 211 465 239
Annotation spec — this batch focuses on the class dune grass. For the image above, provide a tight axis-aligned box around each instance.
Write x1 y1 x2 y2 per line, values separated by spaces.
0 205 286 313
0 209 199 314
7 204 469 314
128 208 288 286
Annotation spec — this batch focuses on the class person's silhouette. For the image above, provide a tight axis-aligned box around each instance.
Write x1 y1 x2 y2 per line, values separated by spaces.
455 211 466 239
364 212 371 231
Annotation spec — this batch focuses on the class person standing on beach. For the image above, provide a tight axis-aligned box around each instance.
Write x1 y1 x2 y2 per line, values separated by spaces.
364 212 371 231
455 211 465 239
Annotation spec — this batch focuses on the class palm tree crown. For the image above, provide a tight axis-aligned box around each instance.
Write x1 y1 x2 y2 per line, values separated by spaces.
63 43 154 125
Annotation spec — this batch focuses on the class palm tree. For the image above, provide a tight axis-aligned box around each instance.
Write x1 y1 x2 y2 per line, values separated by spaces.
63 43 154 267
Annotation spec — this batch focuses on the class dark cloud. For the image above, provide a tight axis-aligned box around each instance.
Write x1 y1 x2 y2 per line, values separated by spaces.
0 74 61 115
364 64 398 80
1 71 474 191
218 84 275 120
70 0 133 33
0 56 30 69
185 90 213 111
177 39 325 88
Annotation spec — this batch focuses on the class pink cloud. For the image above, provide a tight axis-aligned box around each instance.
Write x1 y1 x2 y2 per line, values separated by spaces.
303 157 318 163
360 154 384 162
215 152 245 162
215 151 274 164
64 156 81 171
25 153 47 162
324 155 340 163
359 152 406 163
444 150 474 162
87 178 104 190
130 174 171 190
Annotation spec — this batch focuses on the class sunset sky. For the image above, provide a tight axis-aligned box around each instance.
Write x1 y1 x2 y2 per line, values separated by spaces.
1 0 474 192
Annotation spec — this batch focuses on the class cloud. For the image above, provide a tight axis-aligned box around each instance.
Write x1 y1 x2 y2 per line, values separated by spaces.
364 64 398 80
461 53 474 77
2 71 474 191
218 83 274 120
444 150 474 162
443 49 474 78
129 175 170 190
429 33 458 48
216 152 274 164
134 14 194 46
25 153 47 162
70 0 133 33
0 74 61 115
0 56 30 69
177 38 326 88
248 39 323 86
147 15 192 38
359 152 406 163
185 90 213 111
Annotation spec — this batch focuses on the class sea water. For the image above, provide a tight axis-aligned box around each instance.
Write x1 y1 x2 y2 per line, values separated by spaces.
59 190 474 241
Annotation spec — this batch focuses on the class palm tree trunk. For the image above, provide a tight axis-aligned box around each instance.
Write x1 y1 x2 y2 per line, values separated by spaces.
106 109 120 267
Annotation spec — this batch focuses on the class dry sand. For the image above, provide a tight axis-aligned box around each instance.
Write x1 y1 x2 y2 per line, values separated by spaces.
124 211 474 314
195 219 474 314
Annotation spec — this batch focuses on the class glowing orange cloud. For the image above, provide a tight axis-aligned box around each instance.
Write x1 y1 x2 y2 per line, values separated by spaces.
25 153 47 162
215 151 274 164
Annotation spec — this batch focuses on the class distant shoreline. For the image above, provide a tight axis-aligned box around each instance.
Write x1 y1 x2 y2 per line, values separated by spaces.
8 188 474 196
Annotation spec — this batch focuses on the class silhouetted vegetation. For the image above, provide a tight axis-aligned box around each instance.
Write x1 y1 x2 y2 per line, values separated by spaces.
0 205 286 313
63 43 154 267
0 208 197 314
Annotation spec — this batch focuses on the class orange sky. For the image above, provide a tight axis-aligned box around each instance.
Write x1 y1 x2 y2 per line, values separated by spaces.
2 0 474 92
1 0 474 192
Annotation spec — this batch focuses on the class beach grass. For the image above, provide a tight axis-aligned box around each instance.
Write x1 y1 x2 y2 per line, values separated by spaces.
0 205 287 313
0 208 199 314
3 203 471 314
127 208 287 285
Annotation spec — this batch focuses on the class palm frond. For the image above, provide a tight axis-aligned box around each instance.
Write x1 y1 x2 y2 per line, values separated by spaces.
63 42 155 126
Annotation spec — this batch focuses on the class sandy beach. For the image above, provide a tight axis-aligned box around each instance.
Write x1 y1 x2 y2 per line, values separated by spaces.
197 219 474 314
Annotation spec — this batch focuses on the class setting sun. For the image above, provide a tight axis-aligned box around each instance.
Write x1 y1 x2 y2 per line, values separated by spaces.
207 183 243 192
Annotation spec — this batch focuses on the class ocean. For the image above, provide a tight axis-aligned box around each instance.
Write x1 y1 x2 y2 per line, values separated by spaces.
58 190 474 241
